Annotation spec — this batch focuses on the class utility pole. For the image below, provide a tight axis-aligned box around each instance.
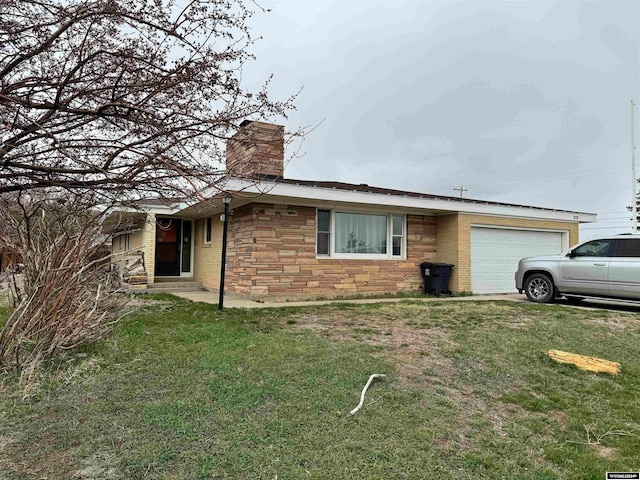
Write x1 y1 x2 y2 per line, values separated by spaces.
632 100 637 233
453 186 467 198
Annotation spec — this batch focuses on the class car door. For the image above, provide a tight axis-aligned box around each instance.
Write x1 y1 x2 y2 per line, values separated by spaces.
607 238 640 299
558 239 614 296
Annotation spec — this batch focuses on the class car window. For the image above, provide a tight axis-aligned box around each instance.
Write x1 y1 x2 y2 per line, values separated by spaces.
572 239 614 257
615 239 640 257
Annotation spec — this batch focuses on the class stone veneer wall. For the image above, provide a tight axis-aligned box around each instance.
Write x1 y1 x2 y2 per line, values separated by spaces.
226 121 285 179
224 203 437 300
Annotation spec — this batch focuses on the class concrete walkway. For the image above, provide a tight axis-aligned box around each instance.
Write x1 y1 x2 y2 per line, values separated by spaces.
167 290 527 308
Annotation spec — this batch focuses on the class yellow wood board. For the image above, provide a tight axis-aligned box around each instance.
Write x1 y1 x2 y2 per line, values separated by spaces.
547 349 620 375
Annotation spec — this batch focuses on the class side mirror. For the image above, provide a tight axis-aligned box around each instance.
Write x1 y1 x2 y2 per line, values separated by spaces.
567 249 576 258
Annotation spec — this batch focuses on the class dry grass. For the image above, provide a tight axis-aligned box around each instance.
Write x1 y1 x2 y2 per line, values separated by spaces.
288 301 535 387
1 298 640 479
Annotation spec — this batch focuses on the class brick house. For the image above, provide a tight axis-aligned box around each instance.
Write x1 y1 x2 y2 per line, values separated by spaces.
112 120 596 300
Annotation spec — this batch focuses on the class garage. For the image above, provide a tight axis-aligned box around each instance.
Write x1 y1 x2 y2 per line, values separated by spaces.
471 226 567 294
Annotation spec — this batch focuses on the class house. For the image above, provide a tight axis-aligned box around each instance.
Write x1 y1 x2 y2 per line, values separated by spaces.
112 120 596 300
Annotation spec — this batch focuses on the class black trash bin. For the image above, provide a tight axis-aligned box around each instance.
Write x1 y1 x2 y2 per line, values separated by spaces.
420 262 454 296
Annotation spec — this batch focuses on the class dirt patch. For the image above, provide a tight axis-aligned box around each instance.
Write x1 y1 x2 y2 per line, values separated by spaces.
548 410 570 426
590 444 619 459
290 306 464 387
75 451 119 480
588 315 636 331
0 431 78 480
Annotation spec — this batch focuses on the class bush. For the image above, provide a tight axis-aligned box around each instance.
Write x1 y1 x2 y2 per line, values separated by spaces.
0 193 126 378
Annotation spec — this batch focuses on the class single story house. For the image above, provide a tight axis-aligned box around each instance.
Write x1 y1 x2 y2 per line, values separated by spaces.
112 120 596 300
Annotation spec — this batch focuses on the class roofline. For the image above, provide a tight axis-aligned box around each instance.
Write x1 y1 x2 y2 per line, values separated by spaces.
129 176 596 223
219 177 597 223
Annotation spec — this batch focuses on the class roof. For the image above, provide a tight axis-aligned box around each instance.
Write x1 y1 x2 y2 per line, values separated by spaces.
276 178 594 216
138 175 597 224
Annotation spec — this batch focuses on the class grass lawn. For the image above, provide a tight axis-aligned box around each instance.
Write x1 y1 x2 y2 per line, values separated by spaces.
1 296 639 479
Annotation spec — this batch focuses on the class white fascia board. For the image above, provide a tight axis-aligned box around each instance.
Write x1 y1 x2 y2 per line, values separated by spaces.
223 178 597 224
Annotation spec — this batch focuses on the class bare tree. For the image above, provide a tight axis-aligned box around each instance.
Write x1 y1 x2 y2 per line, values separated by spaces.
0 192 127 377
0 0 296 201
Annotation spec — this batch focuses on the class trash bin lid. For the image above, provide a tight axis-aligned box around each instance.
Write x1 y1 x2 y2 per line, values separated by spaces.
420 262 455 268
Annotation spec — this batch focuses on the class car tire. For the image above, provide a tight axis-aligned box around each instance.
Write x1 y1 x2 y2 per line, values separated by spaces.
524 273 555 304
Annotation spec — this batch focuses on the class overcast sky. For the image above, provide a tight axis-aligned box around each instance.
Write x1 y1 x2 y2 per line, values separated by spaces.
242 0 640 239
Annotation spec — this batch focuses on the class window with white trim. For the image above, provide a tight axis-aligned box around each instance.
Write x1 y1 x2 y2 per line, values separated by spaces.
317 209 330 256
316 210 405 259
204 217 212 244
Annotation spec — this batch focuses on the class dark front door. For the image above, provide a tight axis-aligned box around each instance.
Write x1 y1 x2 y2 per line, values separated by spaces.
155 218 182 276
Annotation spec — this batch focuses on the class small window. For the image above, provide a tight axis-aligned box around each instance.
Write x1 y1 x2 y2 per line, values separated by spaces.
615 239 640 257
317 209 330 256
392 215 403 257
573 239 614 257
204 217 212 244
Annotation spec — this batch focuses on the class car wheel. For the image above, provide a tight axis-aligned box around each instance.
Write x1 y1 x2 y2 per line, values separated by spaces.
524 273 555 304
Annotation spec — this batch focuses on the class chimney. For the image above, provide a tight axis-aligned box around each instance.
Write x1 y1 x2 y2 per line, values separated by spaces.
226 120 285 179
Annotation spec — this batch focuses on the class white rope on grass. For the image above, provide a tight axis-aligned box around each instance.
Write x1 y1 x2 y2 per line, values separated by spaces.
348 374 386 416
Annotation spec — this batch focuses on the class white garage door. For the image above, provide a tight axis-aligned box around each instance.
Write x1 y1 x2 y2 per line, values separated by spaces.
471 227 565 294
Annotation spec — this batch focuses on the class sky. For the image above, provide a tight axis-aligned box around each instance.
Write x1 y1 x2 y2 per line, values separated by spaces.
241 0 640 240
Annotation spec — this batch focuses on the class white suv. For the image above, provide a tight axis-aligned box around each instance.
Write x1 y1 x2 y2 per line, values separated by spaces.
515 234 640 303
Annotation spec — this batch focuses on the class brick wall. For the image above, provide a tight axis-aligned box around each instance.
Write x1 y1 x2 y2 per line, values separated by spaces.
129 231 144 249
142 213 156 284
226 121 285 179
436 213 579 292
222 203 437 300
111 231 145 255
435 214 462 291
193 216 223 289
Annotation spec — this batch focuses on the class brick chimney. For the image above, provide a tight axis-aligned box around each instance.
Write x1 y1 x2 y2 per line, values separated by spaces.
226 120 285 179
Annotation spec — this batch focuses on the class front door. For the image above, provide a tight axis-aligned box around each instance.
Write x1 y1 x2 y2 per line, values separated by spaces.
155 218 181 276
155 218 193 277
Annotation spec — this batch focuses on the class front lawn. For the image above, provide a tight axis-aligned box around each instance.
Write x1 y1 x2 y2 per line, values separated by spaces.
1 297 639 479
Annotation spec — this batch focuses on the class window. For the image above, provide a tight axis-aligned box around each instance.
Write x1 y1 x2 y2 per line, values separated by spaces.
317 209 330 256
316 210 405 259
204 217 212 244
572 239 614 257
392 215 403 256
118 234 130 251
335 212 387 254
615 239 640 257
